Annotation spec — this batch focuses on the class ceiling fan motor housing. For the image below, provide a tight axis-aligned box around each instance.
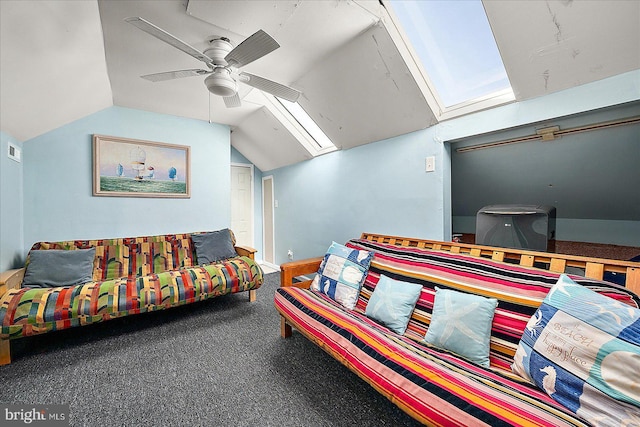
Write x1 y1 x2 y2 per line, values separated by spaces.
204 38 233 65
205 68 237 97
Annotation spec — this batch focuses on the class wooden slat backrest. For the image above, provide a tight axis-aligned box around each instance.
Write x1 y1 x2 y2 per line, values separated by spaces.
360 233 640 296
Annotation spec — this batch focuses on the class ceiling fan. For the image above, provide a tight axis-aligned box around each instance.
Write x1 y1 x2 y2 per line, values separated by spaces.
125 17 301 108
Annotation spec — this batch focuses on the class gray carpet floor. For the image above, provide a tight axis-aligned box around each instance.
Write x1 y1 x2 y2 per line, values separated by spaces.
0 273 420 426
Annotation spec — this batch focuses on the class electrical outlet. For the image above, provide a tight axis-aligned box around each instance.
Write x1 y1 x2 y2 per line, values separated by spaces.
287 250 293 260
425 156 435 172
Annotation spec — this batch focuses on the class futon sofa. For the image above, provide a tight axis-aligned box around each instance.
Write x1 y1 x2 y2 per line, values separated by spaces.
275 233 640 426
0 229 263 365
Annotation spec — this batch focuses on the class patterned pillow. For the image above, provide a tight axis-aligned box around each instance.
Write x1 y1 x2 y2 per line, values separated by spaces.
424 288 498 367
365 274 423 335
512 274 640 424
311 242 373 310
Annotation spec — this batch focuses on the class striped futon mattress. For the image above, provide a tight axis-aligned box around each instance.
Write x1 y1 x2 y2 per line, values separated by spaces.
274 239 640 426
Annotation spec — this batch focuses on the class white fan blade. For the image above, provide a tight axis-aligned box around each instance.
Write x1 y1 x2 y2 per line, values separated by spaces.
141 69 211 82
223 93 241 108
125 17 213 64
225 30 279 68
239 72 301 102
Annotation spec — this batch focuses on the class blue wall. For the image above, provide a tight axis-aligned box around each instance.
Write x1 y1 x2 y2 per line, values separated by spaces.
22 106 231 250
269 128 447 263
0 132 24 270
266 70 640 265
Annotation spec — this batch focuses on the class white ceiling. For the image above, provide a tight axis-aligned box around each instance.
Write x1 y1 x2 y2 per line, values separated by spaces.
484 0 640 100
0 1 112 142
1 0 638 172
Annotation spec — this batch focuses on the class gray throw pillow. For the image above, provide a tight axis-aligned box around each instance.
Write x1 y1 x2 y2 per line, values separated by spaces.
191 229 237 265
22 247 96 288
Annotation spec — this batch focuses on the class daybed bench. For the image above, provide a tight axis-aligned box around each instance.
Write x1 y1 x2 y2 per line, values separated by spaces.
275 233 640 426
0 229 263 365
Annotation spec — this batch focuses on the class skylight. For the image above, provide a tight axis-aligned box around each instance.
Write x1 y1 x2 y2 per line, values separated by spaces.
386 0 513 112
276 98 336 150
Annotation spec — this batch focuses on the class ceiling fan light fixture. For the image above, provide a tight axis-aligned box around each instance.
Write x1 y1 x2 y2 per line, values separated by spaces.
204 68 237 97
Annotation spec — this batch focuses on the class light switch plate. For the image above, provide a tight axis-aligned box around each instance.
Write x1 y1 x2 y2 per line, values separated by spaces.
425 156 435 172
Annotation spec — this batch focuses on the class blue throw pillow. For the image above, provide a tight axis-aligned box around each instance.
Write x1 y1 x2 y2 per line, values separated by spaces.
512 274 640 424
311 242 373 310
22 248 96 288
365 275 423 335
424 288 498 367
191 229 237 264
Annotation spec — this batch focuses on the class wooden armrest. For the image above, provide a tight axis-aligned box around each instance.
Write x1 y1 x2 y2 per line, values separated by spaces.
280 257 323 289
235 245 257 260
0 268 25 298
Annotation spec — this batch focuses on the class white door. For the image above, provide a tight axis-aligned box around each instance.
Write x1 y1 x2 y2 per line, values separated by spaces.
230 164 253 247
262 176 275 265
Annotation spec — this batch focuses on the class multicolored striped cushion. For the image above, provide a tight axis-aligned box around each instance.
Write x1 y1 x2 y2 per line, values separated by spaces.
346 239 640 372
27 232 232 281
1 257 262 339
93 243 130 281
275 287 590 426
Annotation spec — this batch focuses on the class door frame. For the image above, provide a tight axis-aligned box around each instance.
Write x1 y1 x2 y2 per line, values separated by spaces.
231 163 255 248
261 175 276 268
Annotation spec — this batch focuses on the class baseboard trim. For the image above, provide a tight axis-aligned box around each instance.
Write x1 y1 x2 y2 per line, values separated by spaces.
259 261 280 273
258 261 314 281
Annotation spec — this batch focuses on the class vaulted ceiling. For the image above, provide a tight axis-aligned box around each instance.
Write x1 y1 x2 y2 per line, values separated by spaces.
1 0 638 172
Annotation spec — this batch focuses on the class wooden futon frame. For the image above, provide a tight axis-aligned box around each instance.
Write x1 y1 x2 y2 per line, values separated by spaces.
280 232 640 337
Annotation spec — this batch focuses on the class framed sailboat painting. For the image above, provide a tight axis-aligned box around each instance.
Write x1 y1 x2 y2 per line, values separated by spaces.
93 135 191 198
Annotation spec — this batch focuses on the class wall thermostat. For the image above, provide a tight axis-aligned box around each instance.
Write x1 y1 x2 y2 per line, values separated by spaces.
8 142 21 162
